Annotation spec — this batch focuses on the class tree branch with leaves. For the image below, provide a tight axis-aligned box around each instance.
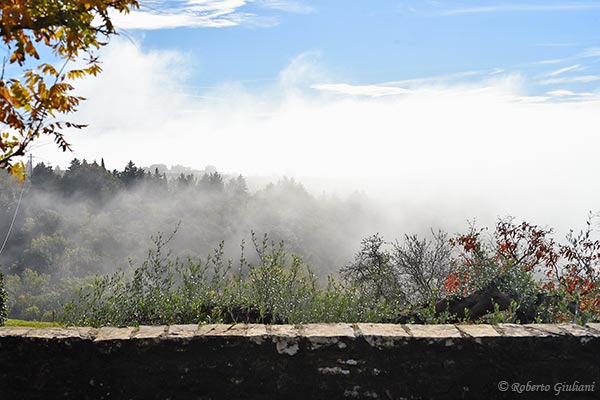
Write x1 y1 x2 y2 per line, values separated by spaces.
0 0 139 180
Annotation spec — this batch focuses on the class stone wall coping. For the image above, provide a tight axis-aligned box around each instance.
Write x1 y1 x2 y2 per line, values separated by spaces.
1 323 600 341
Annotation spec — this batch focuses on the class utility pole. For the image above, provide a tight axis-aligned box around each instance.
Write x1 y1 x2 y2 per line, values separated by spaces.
28 153 33 180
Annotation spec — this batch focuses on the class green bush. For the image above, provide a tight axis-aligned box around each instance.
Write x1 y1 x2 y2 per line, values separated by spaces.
22 305 41 321
0 272 7 326
61 232 399 327
4 268 86 321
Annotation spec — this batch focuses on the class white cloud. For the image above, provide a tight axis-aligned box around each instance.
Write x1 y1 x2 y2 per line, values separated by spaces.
539 75 600 85
545 64 584 77
108 0 278 30
581 47 600 57
441 3 600 15
110 0 244 29
277 51 328 90
311 83 412 97
258 0 315 13
33 41 600 235
377 70 489 88
71 41 192 131
310 76 534 99
532 48 600 69
547 89 593 97
536 42 579 47
535 58 568 65
547 89 575 97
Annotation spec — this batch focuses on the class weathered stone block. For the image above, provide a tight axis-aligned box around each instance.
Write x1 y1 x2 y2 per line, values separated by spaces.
95 326 135 341
559 323 597 337
299 323 354 350
405 324 462 338
586 322 600 333
456 324 500 338
244 324 268 338
523 323 565 336
132 325 167 340
355 323 410 338
25 327 96 340
266 324 299 337
0 327 32 337
196 323 233 336
494 323 540 337
300 323 355 337
165 324 198 339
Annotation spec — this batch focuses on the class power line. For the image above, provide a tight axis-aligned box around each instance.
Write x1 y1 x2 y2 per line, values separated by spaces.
0 181 25 256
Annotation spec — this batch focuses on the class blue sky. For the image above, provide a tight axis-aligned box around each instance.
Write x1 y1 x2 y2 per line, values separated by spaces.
109 0 600 97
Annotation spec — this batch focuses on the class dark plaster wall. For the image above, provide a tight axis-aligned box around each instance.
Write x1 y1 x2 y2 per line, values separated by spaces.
0 323 599 400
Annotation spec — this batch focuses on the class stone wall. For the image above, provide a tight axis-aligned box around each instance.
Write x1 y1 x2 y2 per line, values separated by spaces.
1 323 599 399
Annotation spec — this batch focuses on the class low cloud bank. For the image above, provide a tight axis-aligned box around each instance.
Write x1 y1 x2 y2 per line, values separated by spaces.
32 40 600 238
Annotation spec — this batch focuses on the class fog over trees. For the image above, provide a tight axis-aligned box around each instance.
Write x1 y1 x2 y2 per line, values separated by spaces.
1 159 598 326
0 159 385 280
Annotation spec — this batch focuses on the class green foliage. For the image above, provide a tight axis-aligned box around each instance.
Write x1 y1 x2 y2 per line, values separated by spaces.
198 172 224 193
392 289 456 324
5 319 61 328
480 301 520 324
4 268 85 321
3 163 598 326
341 231 453 309
340 234 401 303
62 159 121 200
0 272 7 326
61 232 399 327
393 230 452 305
119 161 147 188
446 219 564 323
